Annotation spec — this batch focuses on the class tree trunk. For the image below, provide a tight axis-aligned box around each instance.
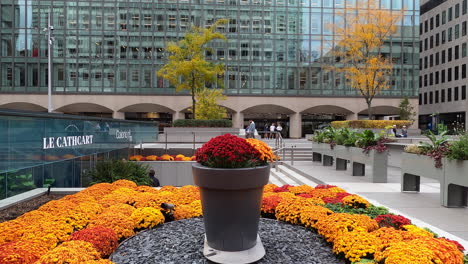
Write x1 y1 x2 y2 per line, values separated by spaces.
367 101 373 120
191 89 196 119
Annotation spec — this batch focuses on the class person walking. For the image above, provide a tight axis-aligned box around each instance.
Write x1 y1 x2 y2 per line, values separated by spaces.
276 123 283 138
269 123 276 139
247 120 256 139
263 123 269 139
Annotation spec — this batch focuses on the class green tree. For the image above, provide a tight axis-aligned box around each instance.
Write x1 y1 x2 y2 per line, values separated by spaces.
398 96 416 122
157 19 228 119
195 88 227 120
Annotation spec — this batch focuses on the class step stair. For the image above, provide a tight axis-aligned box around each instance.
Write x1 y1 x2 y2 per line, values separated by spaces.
275 147 313 161
268 163 321 187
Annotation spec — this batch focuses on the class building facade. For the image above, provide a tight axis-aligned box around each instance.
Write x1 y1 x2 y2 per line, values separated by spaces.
419 0 468 131
0 0 419 137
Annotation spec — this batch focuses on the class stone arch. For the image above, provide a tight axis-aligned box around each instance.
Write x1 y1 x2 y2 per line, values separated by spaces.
55 103 113 114
117 103 175 113
301 105 354 115
0 102 47 112
241 104 295 119
358 105 400 116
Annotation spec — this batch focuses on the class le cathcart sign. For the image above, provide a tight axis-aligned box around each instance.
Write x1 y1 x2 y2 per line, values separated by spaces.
43 135 94 149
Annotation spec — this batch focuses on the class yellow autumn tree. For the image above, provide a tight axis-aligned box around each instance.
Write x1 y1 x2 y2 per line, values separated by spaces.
195 88 227 120
157 19 228 119
333 0 402 119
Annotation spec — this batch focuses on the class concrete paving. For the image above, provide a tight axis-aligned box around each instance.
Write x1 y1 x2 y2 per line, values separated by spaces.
284 160 468 251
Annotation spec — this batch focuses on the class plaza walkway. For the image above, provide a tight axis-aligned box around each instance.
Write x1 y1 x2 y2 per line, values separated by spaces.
269 138 468 252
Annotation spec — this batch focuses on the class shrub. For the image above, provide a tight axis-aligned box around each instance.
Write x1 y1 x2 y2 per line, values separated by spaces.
172 119 232 127
84 160 151 186
331 120 412 129
446 133 468 161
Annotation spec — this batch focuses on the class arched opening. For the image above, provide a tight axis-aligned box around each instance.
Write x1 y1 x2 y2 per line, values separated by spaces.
241 104 294 138
118 104 175 131
0 102 47 112
301 105 353 136
55 103 113 118
358 106 400 119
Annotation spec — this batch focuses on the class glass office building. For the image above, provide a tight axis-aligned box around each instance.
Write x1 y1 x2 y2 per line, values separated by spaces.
0 0 419 97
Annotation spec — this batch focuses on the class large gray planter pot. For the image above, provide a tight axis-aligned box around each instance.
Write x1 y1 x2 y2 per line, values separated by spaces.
348 147 388 183
192 163 270 252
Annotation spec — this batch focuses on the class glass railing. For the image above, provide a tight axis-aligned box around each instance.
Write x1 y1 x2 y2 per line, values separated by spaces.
0 109 158 199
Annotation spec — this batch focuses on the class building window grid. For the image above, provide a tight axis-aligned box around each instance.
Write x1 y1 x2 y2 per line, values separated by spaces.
0 0 420 96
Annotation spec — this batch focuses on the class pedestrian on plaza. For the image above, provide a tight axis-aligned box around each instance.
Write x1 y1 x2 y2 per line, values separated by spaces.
149 169 160 187
392 125 401 138
263 123 269 139
276 123 283 138
401 125 408 138
247 120 256 139
269 123 276 139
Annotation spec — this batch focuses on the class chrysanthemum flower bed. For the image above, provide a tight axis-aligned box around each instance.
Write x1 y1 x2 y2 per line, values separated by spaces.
129 154 195 161
0 180 465 264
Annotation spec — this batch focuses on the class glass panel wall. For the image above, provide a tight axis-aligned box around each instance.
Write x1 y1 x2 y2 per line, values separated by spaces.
0 0 418 97
0 109 158 199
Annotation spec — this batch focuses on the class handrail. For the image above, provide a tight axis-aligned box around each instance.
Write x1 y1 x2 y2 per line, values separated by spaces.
272 146 287 172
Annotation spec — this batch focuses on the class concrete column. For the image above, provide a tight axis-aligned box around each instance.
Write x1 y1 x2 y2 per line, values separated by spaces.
465 111 468 131
172 111 185 122
232 112 244 128
112 111 125 119
346 113 358 120
289 112 302 139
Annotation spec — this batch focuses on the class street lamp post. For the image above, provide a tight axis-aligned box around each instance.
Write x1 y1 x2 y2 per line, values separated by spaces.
44 8 54 113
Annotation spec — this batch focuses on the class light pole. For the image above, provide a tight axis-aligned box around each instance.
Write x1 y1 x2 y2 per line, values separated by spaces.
44 8 54 113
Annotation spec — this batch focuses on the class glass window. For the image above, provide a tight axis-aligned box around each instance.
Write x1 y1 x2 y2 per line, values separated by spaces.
448 27 452 41
455 87 459 100
455 3 460 18
448 88 452 101
448 47 452 61
442 10 446 24
448 7 453 21
455 45 460 59
462 21 467 36
430 17 433 30
441 30 446 44
441 89 445 102
463 43 467 57
455 66 459 80
436 14 440 27
462 86 467 100
455 24 460 39
464 0 468 15
435 90 439 103
462 64 467 79
448 67 452 81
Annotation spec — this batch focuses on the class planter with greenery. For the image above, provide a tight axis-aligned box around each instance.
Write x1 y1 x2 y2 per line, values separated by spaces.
402 132 468 207
312 128 390 182
443 133 468 207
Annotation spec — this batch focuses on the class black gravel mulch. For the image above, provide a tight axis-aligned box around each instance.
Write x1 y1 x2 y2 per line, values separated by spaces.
110 218 345 264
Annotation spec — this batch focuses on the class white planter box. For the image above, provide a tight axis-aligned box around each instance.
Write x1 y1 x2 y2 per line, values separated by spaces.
312 142 334 166
401 152 445 205
442 159 468 207
138 161 195 186
348 147 388 183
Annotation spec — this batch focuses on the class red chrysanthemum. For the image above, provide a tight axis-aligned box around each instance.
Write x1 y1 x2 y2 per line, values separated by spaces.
195 134 265 168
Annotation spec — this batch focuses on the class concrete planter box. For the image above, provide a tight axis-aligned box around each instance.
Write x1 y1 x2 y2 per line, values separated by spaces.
137 161 195 186
312 142 334 166
442 159 468 207
347 147 388 183
161 127 240 143
333 145 353 171
401 152 445 205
